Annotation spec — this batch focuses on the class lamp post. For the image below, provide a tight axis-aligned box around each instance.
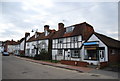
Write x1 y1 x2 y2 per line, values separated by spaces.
31 29 38 55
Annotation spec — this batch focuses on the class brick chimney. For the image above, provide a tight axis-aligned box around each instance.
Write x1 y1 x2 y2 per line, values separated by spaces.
25 32 30 37
24 32 30 55
44 25 49 36
44 25 49 31
58 23 64 30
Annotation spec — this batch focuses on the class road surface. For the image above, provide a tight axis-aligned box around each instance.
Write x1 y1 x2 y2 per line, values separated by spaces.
2 55 117 79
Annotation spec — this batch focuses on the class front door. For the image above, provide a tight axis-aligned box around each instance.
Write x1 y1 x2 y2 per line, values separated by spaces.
99 50 105 62
64 49 70 60
64 50 68 60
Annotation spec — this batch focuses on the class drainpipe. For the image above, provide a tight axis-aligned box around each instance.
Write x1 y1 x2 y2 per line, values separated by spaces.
36 40 38 55
97 48 101 69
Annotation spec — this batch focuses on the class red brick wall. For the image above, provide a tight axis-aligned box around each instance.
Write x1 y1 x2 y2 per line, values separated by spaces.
84 25 94 41
61 60 88 67
61 60 77 66
77 61 89 67
108 48 120 64
100 62 108 68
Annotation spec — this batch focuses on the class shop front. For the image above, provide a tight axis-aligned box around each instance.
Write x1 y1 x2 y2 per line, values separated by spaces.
83 42 106 65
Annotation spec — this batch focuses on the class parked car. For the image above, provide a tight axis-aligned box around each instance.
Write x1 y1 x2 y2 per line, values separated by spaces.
2 52 9 56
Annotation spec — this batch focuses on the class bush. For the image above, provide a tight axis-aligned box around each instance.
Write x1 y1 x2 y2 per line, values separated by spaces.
19 51 25 57
34 49 49 60
34 54 41 60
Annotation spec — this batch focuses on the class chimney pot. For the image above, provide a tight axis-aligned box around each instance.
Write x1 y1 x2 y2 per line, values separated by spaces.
44 25 49 30
58 23 64 30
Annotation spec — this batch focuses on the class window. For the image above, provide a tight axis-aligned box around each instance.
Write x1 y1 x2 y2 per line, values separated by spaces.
58 50 62 56
111 49 115 54
58 39 63 43
14 50 17 53
84 50 99 60
32 43 35 46
71 37 78 42
65 26 74 33
27 43 29 46
32 49 35 53
66 37 70 43
99 50 104 59
63 38 66 43
71 50 79 58
42 44 45 49
26 49 30 54
53 40 56 44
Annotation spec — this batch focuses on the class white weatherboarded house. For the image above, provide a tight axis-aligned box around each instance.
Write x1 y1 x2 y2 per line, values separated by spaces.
82 32 120 65
26 25 55 59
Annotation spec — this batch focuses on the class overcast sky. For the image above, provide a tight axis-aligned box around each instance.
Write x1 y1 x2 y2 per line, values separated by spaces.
0 0 118 41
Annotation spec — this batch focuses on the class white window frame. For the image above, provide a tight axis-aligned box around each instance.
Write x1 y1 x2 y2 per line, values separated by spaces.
71 36 78 42
71 50 79 58
58 50 63 56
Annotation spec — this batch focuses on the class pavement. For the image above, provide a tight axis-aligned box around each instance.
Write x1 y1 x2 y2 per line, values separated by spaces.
15 56 119 79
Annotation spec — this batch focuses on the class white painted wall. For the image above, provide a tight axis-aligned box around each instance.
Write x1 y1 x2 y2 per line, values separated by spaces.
20 40 25 51
8 45 14 53
52 50 64 60
63 38 66 43
8 44 20 55
26 36 30 41
67 37 70 42
26 41 36 57
71 58 81 61
78 36 82 41
25 39 49 57
38 39 48 51
14 44 20 55
20 35 30 51
0 47 3 53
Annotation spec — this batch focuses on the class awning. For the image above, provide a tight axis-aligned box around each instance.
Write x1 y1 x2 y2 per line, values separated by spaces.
83 42 98 45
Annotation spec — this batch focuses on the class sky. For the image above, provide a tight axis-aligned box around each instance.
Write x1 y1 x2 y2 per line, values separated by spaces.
0 0 119 41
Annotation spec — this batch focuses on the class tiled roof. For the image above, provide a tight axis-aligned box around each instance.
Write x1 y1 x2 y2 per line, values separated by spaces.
27 35 36 42
36 29 55 40
27 30 56 42
36 32 42 35
94 32 120 48
19 37 25 43
52 22 94 40
6 40 18 45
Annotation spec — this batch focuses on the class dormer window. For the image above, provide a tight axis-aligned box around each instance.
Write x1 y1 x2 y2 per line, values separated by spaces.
65 26 74 33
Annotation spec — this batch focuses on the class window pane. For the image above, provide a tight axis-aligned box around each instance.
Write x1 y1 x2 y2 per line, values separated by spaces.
84 50 98 60
71 50 79 57
58 50 62 56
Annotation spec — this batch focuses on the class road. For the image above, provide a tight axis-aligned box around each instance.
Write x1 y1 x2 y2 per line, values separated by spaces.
2 55 117 79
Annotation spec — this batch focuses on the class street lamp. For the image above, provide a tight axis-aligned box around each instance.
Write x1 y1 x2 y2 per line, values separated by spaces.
31 29 39 55
31 29 38 33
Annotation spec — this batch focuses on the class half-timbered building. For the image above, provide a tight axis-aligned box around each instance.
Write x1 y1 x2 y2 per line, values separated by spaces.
52 22 94 61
